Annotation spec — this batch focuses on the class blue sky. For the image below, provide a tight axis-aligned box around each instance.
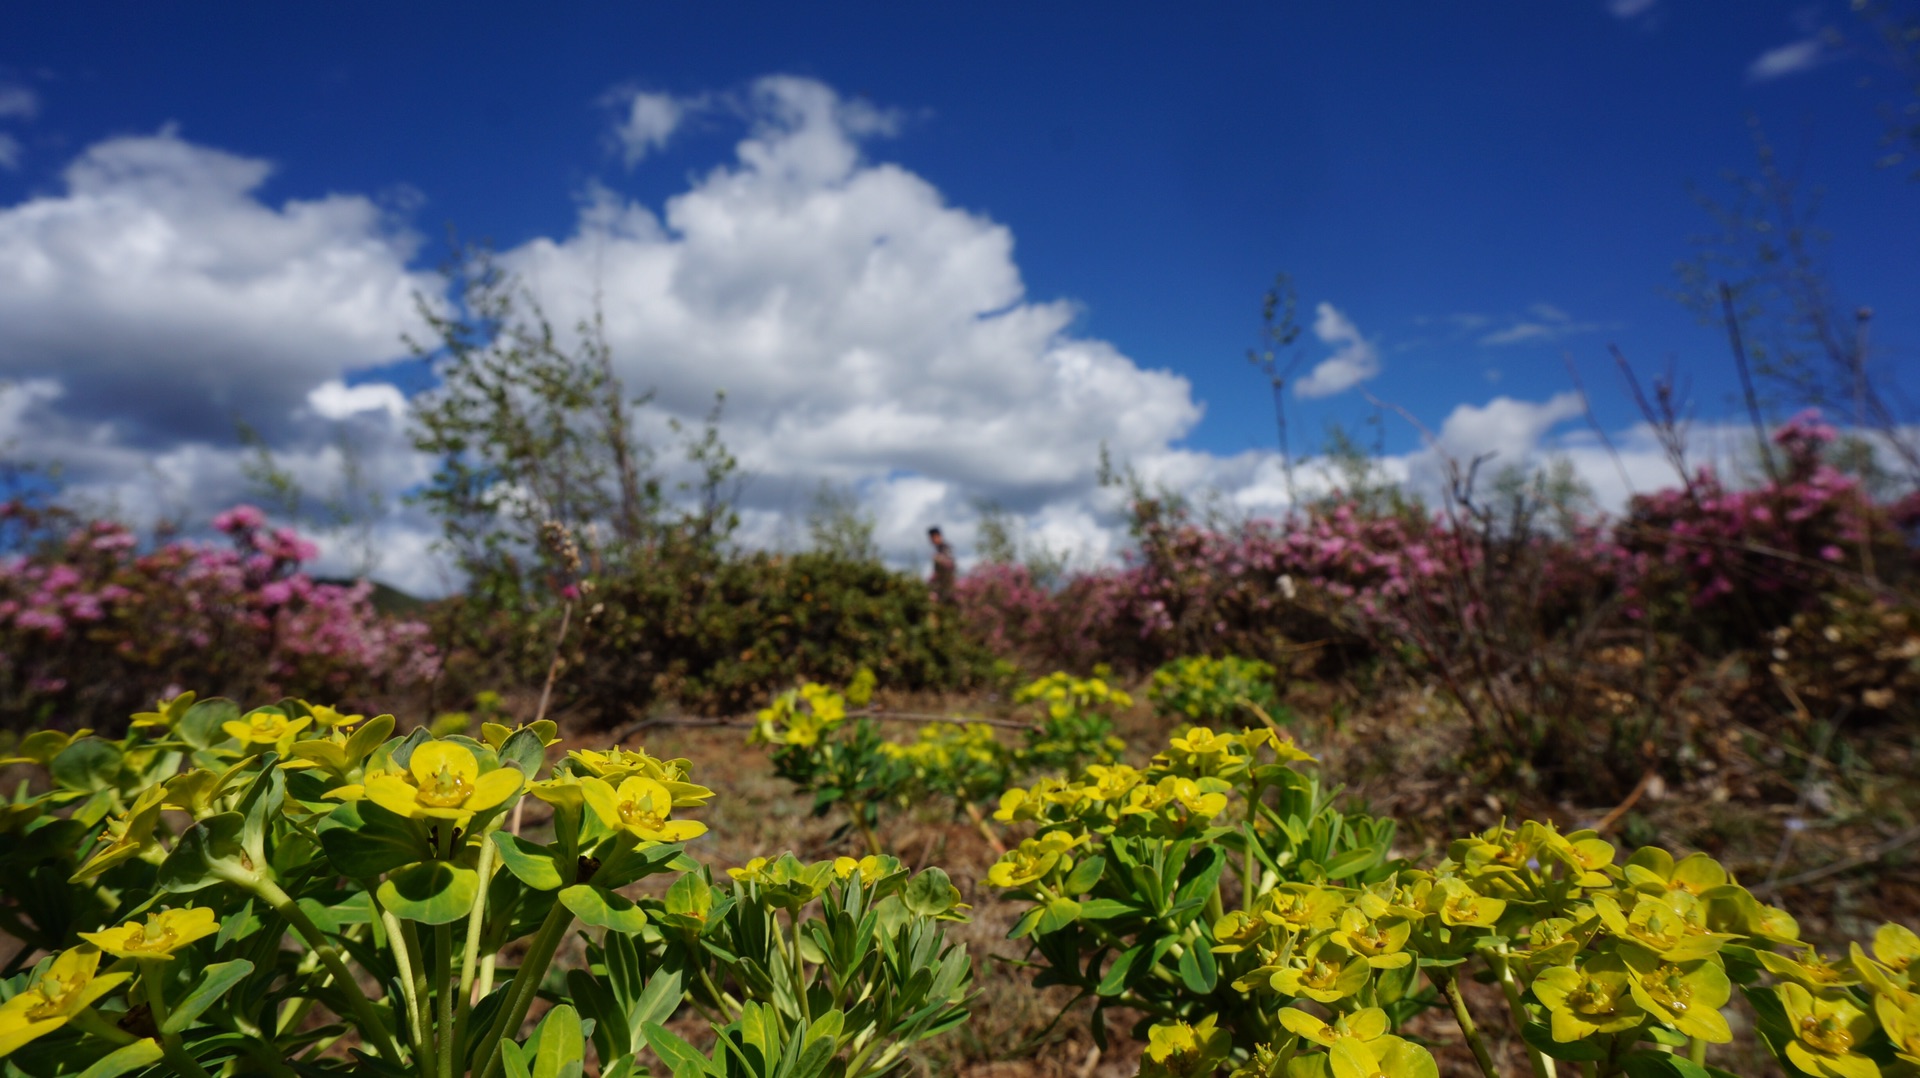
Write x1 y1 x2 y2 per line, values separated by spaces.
1 1 1914 587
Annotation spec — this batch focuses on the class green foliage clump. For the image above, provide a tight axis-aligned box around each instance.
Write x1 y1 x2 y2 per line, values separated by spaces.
1149 655 1285 728
0 693 973 1077
563 550 991 720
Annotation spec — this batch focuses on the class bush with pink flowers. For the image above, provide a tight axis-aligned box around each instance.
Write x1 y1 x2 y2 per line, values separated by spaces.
0 502 437 728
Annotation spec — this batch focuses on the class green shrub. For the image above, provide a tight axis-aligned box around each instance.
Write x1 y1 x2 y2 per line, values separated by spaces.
558 550 992 720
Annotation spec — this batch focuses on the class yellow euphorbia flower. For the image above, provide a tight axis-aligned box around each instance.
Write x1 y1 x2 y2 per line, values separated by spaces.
71 785 167 881
79 907 219 961
130 691 196 733
1279 1006 1391 1049
222 709 311 747
483 720 561 751
364 741 521 822
0 948 131 1056
1139 1014 1228 1078
1778 982 1880 1078
1263 939 1371 1003
1875 993 1920 1068
1332 907 1414 969
582 775 707 843
1432 878 1506 928
831 854 902 885
1759 947 1861 992
987 833 1080 889
1534 955 1647 1041
306 704 366 729
1619 945 1732 1043
1591 891 1730 961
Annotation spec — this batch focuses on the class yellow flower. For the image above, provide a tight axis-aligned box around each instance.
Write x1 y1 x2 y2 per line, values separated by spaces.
1590 891 1730 961
1278 1006 1391 1049
364 741 522 822
1875 993 1920 1067
1534 954 1647 1041
222 708 311 747
830 854 902 885
482 719 561 750
1332 907 1414 969
1432 878 1506 928
1140 1014 1229 1078
130 691 196 732
986 833 1079 889
1779 982 1880 1078
1264 939 1371 1003
71 785 167 881
307 704 366 729
1619 945 1732 1043
582 775 708 843
0 948 131 1056
78 907 219 961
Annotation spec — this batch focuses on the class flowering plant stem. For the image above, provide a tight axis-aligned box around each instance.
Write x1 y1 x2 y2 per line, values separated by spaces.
1432 967 1501 1078
140 959 214 1078
249 876 406 1064
473 899 574 1078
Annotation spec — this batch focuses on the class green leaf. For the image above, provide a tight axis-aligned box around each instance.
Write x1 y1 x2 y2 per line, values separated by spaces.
497 728 550 778
176 697 240 751
1521 1021 1608 1062
643 1022 714 1078
559 884 649 934
74 1039 166 1078
1620 1050 1712 1078
1061 855 1106 896
1096 945 1143 997
1177 939 1218 994
1035 896 1081 935
904 868 962 917
531 1003 584 1078
1322 845 1381 882
1076 899 1137 921
493 832 566 891
163 960 255 1034
378 861 479 924
51 738 122 792
158 813 252 893
318 800 425 878
501 1039 534 1078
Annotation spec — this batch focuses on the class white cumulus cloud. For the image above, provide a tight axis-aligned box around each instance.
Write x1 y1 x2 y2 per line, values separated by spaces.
1295 302 1381 399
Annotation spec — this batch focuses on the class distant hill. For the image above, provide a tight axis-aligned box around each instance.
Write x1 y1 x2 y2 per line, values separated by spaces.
312 578 434 617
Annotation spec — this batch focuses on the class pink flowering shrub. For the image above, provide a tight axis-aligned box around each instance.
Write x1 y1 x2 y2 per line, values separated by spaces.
0 502 437 728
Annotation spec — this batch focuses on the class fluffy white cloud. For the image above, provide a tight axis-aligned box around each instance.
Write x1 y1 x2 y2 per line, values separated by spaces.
1748 38 1827 81
0 131 437 444
489 75 1200 565
308 379 408 421
613 90 690 165
1295 302 1381 399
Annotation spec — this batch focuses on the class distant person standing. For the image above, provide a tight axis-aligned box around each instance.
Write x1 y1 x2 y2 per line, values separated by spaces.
928 526 956 605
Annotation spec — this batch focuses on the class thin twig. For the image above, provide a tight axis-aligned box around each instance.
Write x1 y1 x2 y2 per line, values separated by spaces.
1754 826 1920 897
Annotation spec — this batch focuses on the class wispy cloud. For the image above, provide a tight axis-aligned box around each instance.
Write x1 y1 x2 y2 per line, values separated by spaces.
0 134 19 171
1748 37 1828 82
1296 302 1381 398
0 84 37 121
1477 302 1610 346
1607 0 1659 18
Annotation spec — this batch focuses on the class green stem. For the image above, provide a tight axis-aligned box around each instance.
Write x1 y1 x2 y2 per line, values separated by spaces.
140 961 214 1078
473 898 574 1078
1688 1036 1706 1067
790 912 812 1024
1493 954 1553 1078
452 830 498 1069
435 922 455 1078
249 876 405 1065
377 903 425 1053
71 1006 139 1047
1433 967 1501 1078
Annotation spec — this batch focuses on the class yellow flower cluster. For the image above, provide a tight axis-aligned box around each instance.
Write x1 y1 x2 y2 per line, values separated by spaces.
1013 671 1133 721
751 683 850 748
